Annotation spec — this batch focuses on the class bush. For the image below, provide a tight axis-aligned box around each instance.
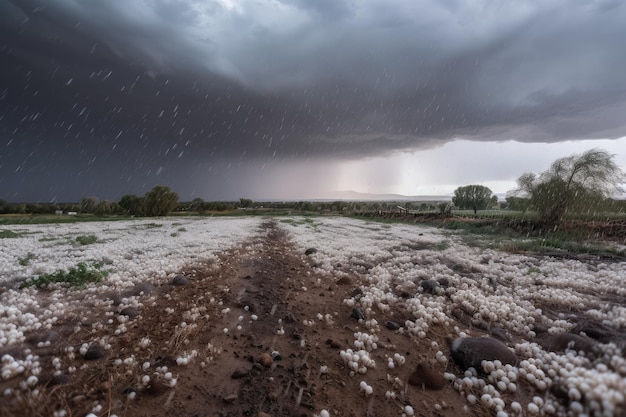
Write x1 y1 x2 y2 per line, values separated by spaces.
21 262 108 289
76 234 98 245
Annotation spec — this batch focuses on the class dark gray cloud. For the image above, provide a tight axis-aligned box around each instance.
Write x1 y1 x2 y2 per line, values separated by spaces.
1 0 625 201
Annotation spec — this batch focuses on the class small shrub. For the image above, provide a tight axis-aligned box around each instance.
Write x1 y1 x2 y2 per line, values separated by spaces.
76 234 98 245
0 229 20 238
21 262 108 289
435 240 450 250
18 253 36 266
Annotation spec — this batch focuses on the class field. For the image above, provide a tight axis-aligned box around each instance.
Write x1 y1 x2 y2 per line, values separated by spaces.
1 216 625 417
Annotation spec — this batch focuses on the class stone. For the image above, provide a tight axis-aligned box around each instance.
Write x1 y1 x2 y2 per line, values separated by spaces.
336 277 351 285
128 282 156 296
231 369 249 379
305 248 317 255
408 363 445 390
223 393 238 403
450 337 516 371
47 374 70 386
119 307 139 319
351 308 365 321
420 279 440 294
385 321 401 330
257 353 273 368
171 275 190 286
84 344 106 360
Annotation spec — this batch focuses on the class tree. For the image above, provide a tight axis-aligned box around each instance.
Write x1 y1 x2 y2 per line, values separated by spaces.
514 148 624 225
144 185 179 216
80 196 100 213
239 198 253 208
188 198 205 212
452 185 495 214
119 194 145 216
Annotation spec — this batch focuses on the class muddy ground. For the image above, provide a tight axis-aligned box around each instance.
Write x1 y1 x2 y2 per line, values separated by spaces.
2 220 548 416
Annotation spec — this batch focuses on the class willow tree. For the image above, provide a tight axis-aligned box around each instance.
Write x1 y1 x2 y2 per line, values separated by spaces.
515 149 624 224
144 185 179 216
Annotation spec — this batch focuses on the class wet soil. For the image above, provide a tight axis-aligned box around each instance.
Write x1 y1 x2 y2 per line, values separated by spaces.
2 221 487 417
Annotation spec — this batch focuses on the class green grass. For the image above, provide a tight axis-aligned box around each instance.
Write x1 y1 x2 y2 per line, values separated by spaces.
75 234 98 245
0 214 132 225
435 240 451 251
18 252 36 266
0 229 22 238
21 262 109 289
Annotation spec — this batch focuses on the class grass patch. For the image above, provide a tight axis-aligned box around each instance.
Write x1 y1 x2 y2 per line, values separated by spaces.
21 262 109 289
0 229 22 238
18 253 36 266
75 234 98 245
435 240 451 250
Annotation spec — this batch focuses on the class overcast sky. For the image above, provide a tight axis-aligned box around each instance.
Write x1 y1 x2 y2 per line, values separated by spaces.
1 0 625 202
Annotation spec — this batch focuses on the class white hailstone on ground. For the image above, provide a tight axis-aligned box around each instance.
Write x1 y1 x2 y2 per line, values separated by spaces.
527 402 539 414
404 405 414 416
319 410 330 417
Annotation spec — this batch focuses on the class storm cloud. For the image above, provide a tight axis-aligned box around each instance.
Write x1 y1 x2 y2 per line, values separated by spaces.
1 0 625 201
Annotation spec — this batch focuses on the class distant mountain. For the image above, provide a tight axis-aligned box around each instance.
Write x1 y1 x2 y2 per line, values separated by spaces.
322 190 453 201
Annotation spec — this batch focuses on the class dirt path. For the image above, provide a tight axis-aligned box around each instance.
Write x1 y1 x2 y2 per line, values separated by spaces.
2 220 473 417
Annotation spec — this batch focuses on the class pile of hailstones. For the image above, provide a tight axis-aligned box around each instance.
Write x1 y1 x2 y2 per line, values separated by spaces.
337 326 625 416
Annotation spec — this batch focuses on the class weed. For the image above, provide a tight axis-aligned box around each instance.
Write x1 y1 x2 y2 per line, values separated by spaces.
75 234 98 245
170 232 179 237
177 227 187 232
21 262 108 289
18 253 36 266
435 240 450 250
0 229 21 238
38 236 57 242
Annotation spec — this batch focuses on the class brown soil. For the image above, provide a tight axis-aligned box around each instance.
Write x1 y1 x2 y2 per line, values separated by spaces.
2 220 491 417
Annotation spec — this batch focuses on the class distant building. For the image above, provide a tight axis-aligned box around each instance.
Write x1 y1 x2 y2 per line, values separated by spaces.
68 211 78 216
55 210 63 215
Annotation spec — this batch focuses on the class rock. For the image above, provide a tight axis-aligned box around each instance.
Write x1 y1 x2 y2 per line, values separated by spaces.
336 277 351 285
231 369 249 379
543 333 597 356
408 363 445 390
351 308 365 321
84 344 106 360
420 279 440 294
450 337 516 371
128 282 155 296
271 351 282 361
223 393 238 403
437 277 450 288
47 374 69 386
305 248 317 255
326 339 341 349
385 321 401 330
171 275 190 286
119 307 139 319
257 353 273 368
